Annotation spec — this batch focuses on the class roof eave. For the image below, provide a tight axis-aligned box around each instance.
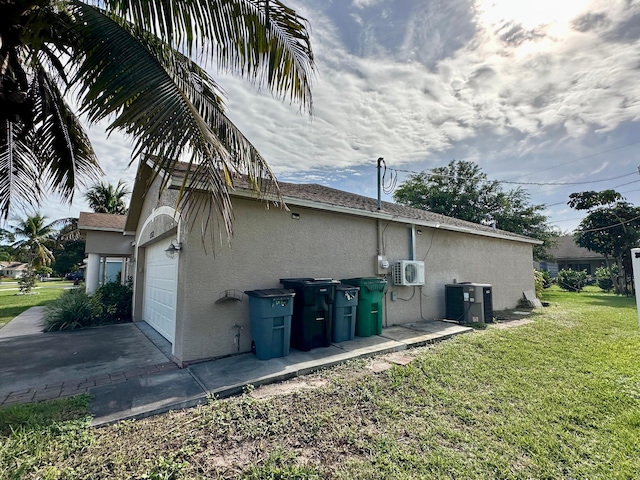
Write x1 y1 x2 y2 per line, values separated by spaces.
226 187 543 246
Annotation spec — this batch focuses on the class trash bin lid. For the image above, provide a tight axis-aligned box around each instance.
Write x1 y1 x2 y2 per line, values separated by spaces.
245 289 296 298
280 278 340 287
279 278 314 284
336 284 359 292
341 277 387 286
341 277 387 292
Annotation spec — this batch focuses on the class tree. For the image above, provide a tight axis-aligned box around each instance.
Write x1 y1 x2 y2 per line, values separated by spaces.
52 238 86 277
568 190 640 294
1 1 314 240
11 213 58 270
393 160 557 260
85 181 130 215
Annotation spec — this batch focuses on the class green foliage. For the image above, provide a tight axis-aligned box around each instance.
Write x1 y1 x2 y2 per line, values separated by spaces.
557 268 588 292
84 180 130 215
52 239 86 277
595 265 617 292
242 449 321 479
42 279 133 330
393 160 558 260
11 213 58 269
569 190 640 294
0 396 92 478
2 0 314 248
35 266 53 277
42 289 99 331
0 245 13 262
18 270 37 294
92 279 133 324
141 454 189 480
534 269 544 298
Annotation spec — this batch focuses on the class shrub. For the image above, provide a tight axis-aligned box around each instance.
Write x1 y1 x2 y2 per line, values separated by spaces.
18 270 37 294
92 279 133 324
43 289 99 331
595 265 617 292
534 269 544 299
557 268 588 292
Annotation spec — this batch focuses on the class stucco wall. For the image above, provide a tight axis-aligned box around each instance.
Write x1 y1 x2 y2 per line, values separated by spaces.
168 195 535 363
178 198 378 362
84 231 134 256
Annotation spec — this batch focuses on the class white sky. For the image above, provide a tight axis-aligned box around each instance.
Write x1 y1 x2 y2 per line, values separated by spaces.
33 0 640 233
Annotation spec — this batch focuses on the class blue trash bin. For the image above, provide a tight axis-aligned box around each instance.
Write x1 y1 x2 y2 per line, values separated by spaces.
332 285 359 343
245 289 295 360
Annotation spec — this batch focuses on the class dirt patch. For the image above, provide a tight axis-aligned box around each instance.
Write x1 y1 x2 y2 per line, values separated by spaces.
250 377 329 400
493 309 535 322
491 319 534 329
384 352 416 366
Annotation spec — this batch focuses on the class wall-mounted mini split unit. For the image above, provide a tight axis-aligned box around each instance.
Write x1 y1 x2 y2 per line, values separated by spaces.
392 260 425 286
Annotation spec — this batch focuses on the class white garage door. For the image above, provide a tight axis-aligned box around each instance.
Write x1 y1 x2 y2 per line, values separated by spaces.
143 238 178 343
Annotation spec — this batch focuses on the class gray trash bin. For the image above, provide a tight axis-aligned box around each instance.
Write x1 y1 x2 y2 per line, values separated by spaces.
245 289 295 360
332 285 359 343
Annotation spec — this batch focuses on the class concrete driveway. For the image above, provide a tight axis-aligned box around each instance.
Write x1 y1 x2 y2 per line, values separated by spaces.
0 307 473 426
0 307 176 399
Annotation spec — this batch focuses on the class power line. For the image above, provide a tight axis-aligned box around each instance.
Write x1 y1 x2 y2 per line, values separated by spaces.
391 166 638 187
573 213 640 233
505 139 640 181
540 180 640 208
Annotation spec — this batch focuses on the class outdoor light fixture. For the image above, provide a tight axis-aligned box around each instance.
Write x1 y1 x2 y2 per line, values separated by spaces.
291 212 301 220
165 239 182 258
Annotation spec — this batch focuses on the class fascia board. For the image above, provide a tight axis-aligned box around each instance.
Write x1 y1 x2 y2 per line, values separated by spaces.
167 176 542 246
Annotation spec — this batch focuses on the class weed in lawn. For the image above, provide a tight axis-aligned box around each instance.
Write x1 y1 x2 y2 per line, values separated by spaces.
0 396 92 479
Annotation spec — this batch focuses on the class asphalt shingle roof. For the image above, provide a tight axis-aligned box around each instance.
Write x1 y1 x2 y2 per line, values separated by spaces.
546 235 604 260
78 212 127 231
147 162 538 244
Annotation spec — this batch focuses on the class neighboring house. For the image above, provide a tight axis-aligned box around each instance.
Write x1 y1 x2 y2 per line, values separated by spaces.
0 262 29 279
542 235 606 276
78 212 135 293
118 161 541 366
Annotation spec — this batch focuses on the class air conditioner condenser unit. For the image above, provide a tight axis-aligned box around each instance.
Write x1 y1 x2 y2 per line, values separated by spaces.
392 260 425 286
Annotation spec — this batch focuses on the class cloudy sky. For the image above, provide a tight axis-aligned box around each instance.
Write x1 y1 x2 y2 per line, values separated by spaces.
39 0 640 233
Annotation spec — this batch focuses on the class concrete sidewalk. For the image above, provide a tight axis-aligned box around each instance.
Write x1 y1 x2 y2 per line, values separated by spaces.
0 308 472 426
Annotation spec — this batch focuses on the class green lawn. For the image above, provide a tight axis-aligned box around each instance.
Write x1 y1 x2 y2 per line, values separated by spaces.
0 282 72 328
1 286 639 479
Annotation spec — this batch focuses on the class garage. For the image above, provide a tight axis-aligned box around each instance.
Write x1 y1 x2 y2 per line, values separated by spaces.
143 237 178 344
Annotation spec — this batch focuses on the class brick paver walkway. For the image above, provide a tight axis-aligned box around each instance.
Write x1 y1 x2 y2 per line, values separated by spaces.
0 362 178 407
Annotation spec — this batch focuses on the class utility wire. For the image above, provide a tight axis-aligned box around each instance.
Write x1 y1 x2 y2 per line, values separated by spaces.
573 213 640 233
541 180 640 208
391 166 637 187
505 139 640 181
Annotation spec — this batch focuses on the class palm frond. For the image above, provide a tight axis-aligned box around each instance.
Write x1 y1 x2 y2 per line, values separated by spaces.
69 3 285 237
97 0 314 111
27 62 102 200
0 121 43 219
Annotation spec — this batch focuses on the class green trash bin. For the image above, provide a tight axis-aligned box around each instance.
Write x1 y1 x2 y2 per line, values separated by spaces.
341 278 387 337
245 289 295 360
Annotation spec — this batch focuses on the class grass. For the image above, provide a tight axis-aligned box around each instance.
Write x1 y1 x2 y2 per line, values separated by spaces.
0 282 72 328
1 286 639 479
